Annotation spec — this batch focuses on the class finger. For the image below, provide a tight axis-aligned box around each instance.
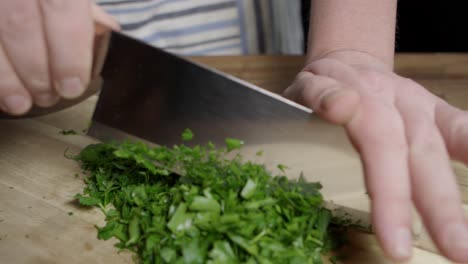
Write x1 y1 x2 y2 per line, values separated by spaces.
92 3 121 35
399 99 468 262
0 45 32 115
39 0 94 99
435 101 468 164
306 57 395 97
284 71 360 125
0 0 59 108
346 100 413 261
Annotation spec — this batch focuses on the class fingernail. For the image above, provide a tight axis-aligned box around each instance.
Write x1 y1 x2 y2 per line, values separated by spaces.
56 77 84 99
445 223 468 251
35 93 60 107
392 228 412 260
1 95 32 115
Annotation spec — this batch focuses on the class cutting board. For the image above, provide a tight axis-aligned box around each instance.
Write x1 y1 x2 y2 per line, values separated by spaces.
2 54 468 263
0 96 459 264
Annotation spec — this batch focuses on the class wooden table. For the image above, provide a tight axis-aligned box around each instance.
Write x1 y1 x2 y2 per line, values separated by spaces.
1 54 468 263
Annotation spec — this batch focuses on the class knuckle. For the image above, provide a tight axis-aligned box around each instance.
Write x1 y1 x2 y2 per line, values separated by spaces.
26 77 51 94
309 57 335 68
355 70 396 99
356 70 386 91
357 70 380 84
34 92 59 107
295 71 313 82
306 59 337 75
292 72 313 91
57 65 90 83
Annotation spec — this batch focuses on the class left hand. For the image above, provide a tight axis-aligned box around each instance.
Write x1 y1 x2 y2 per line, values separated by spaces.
0 1 118 116
284 50 468 263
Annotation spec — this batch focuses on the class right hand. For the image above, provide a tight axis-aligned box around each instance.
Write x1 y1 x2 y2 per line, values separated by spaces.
285 51 468 263
0 1 119 116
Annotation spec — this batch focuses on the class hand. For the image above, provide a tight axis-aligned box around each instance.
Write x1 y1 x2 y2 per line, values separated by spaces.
0 1 119 116
284 50 468 262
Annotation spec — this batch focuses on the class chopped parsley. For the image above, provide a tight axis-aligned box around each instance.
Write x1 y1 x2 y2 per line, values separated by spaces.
72 132 345 263
181 129 194 141
59 129 78 135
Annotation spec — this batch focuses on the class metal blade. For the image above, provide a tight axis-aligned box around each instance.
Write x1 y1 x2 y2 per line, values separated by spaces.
88 32 363 197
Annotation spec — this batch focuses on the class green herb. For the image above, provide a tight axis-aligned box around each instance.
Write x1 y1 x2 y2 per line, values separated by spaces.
74 193 101 206
181 129 194 141
225 137 243 151
72 131 344 263
59 129 78 135
277 164 288 173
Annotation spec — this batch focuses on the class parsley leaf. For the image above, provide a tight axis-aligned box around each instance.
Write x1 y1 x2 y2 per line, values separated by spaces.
225 138 243 151
72 130 346 263
74 193 101 206
182 128 194 141
59 129 78 135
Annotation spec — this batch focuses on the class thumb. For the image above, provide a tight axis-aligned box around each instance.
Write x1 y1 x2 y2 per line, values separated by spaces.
92 3 121 35
284 71 361 125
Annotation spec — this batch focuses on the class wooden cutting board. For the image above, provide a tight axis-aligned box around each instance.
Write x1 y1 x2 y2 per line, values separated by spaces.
0 110 452 264
2 54 468 263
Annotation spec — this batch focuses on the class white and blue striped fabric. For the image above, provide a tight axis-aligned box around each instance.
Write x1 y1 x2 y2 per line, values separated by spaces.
96 0 305 55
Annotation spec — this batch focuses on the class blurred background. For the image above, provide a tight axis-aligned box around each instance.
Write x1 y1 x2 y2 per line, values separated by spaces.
98 0 468 54
302 0 468 52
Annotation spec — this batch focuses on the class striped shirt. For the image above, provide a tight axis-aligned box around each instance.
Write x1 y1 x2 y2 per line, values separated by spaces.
96 0 305 55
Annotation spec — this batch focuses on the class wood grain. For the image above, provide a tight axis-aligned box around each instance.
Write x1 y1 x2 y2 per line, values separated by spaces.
0 120 133 264
3 54 468 263
0 120 453 264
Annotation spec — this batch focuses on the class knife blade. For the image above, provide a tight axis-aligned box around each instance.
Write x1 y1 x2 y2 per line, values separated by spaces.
86 32 435 252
